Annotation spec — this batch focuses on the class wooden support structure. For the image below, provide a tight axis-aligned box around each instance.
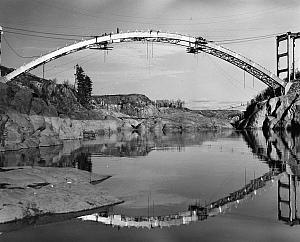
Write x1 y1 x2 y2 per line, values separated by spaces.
0 26 2 77
278 174 300 225
276 32 300 82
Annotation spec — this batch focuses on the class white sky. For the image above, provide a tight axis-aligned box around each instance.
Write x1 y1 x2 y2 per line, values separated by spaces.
1 0 300 107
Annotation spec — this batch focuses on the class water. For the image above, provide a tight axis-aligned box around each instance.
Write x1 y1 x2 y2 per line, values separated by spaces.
1 130 300 242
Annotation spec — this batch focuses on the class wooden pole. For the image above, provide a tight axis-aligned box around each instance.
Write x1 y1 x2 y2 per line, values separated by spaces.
244 168 247 186
292 38 296 80
0 26 2 77
287 33 291 83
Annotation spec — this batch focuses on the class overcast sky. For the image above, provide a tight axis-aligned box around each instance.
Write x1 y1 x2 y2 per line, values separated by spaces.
1 0 300 108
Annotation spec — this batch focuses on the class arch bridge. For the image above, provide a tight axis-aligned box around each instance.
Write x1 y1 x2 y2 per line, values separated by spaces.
0 31 286 90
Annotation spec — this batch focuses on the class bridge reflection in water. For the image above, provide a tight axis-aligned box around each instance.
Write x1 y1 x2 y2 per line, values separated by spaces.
79 129 300 229
278 174 300 226
243 129 300 226
1 129 300 230
79 169 282 228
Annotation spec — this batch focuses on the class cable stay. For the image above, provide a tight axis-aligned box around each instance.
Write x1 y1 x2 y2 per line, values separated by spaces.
244 70 246 89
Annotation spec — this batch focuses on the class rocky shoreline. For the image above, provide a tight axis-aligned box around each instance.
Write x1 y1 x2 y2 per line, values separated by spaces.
234 83 300 131
0 109 235 152
0 65 238 152
0 166 122 224
0 111 139 152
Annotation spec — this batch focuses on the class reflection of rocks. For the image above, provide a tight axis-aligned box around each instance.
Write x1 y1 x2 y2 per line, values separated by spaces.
75 153 92 172
277 173 300 226
242 130 300 175
76 130 235 158
1 130 235 168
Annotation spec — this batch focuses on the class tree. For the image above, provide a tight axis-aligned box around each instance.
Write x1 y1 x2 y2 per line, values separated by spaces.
76 64 93 109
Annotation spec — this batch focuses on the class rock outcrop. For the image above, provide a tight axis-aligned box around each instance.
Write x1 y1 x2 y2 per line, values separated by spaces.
242 129 300 175
236 92 300 131
0 66 106 120
157 108 233 132
0 111 128 151
92 94 159 118
0 167 122 223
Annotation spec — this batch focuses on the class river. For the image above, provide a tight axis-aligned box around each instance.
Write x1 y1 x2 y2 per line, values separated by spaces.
1 129 300 242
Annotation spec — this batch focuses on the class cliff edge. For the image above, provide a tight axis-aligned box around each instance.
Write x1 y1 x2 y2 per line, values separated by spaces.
234 80 300 131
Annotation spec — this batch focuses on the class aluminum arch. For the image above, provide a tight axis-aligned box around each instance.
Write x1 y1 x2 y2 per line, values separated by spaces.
1 31 285 89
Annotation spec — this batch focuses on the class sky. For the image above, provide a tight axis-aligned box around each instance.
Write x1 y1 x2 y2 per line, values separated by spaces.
1 0 300 109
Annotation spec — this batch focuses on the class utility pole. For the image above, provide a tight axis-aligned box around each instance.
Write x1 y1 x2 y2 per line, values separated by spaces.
0 26 3 77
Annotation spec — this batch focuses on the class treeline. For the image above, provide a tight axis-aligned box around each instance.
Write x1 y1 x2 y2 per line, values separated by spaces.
155 99 185 109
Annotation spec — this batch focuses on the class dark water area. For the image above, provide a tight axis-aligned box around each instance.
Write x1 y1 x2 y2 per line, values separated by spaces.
1 130 300 241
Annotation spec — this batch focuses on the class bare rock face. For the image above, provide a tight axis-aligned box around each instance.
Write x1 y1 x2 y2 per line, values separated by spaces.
0 68 106 120
0 112 121 151
0 167 121 223
3 112 34 150
30 97 58 116
237 94 300 130
92 94 159 118
11 89 33 114
29 115 46 131
0 83 9 107
158 108 232 132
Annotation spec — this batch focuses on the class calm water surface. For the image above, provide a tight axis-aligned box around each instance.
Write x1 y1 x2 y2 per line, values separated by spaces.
1 130 300 242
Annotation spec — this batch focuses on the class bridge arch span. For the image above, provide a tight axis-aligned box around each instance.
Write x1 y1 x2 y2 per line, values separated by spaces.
1 31 285 89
